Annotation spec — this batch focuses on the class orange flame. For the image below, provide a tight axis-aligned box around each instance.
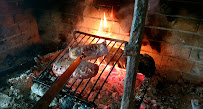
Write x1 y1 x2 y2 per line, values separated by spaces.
104 13 107 29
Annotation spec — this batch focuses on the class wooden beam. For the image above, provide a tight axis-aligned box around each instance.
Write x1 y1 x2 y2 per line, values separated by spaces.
121 0 148 109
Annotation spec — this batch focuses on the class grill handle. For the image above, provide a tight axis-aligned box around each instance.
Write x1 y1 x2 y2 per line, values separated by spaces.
32 53 86 109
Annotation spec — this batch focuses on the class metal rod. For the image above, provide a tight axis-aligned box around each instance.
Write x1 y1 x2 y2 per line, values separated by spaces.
73 40 113 95
121 0 148 109
67 37 101 93
32 54 86 109
74 31 128 43
79 41 116 97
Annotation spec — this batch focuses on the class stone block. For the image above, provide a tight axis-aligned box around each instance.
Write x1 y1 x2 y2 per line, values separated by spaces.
0 24 21 40
0 1 22 14
198 36 203 48
160 43 191 59
159 67 182 81
14 12 33 23
77 17 100 30
18 20 30 32
161 56 194 73
0 40 32 63
190 62 203 76
111 21 120 34
53 22 74 42
83 5 100 18
182 72 203 83
171 18 199 32
197 21 203 34
165 31 199 47
61 14 80 26
0 33 30 51
189 49 203 63
0 15 14 27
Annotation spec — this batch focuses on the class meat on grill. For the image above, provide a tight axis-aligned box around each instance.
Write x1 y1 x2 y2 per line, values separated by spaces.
69 42 108 60
52 57 99 79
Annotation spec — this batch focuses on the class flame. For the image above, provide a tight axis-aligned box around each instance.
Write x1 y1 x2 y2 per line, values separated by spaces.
104 13 107 29
95 11 125 50
97 12 111 39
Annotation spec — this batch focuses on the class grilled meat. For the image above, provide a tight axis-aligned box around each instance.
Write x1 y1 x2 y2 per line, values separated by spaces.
69 42 108 60
52 57 99 79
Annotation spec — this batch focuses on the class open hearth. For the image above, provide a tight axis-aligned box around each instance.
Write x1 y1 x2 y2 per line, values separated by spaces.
0 0 202 109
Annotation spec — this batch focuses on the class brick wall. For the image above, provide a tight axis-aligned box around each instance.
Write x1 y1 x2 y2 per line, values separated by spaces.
0 0 202 82
74 0 203 82
0 0 40 63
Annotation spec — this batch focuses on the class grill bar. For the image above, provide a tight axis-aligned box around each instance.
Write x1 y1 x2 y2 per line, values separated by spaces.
73 41 113 95
32 31 127 108
78 41 116 97
85 42 124 100
93 53 124 102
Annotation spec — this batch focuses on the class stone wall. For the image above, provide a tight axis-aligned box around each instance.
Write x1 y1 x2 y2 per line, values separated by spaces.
0 0 202 82
140 0 203 83
0 0 40 63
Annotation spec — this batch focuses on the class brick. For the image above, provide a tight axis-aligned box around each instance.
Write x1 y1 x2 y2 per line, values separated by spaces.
0 24 21 40
171 18 199 32
0 15 14 27
59 2 84 16
78 17 100 30
161 56 194 73
160 43 191 59
182 72 203 83
0 40 33 64
0 33 30 51
199 36 203 48
83 5 100 18
51 11 61 22
0 1 22 14
197 21 203 34
146 13 168 28
53 22 74 42
111 21 120 34
159 67 182 81
165 31 199 47
190 62 203 76
18 20 30 32
60 14 79 25
14 13 33 23
189 49 203 63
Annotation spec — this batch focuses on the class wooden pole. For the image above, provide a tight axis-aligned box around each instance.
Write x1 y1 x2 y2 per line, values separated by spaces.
121 0 148 109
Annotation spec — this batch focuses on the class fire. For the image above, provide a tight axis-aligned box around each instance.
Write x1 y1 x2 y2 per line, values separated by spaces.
96 12 112 44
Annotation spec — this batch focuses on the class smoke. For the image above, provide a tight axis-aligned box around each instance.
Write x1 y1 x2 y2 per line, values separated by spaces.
116 0 160 33
116 0 170 52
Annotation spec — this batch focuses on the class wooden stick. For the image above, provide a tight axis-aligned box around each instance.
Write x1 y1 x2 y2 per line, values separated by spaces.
121 0 148 109
32 54 85 109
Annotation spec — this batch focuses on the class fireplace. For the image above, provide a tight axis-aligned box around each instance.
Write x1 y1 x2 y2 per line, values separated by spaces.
0 0 202 109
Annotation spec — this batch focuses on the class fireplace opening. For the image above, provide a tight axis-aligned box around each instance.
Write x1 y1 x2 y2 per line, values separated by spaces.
0 0 202 109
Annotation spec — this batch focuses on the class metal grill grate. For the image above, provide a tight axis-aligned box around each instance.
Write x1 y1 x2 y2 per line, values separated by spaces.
32 31 128 107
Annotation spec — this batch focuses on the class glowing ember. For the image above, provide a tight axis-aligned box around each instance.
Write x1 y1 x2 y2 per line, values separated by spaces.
66 64 145 106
